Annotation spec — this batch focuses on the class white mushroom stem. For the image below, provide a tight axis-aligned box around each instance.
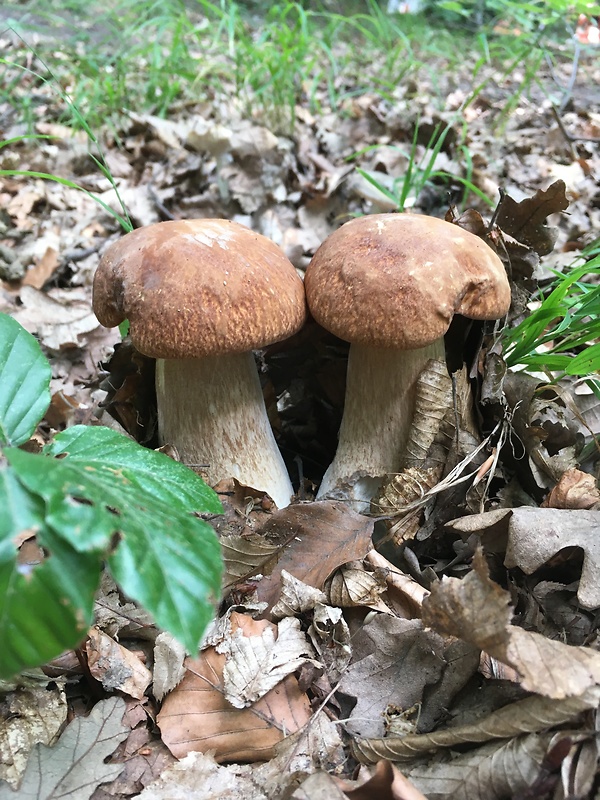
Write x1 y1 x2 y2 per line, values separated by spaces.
316 340 446 511
156 352 293 509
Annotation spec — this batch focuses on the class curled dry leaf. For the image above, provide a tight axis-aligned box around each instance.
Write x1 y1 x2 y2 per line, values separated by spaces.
339 759 428 800
353 685 600 763
397 732 570 800
271 570 327 620
542 468 600 510
422 548 600 696
450 507 600 609
308 603 352 681
152 632 187 702
157 612 312 762
86 627 152 700
326 563 389 611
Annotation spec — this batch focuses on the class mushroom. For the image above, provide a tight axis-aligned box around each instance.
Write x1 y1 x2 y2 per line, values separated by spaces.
93 218 306 509
304 213 511 510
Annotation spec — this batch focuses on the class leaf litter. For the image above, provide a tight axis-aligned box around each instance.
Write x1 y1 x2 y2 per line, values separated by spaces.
1 5 600 799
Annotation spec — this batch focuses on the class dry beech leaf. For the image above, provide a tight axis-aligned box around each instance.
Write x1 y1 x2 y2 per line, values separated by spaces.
152 632 187 702
353 685 600 763
85 627 151 700
271 569 328 619
450 507 600 609
157 612 312 762
422 548 600 697
326 564 389 611
1 697 128 800
253 500 375 610
0 683 67 789
542 468 600 510
339 759 428 800
338 617 446 738
12 286 100 351
399 732 565 800
220 616 315 709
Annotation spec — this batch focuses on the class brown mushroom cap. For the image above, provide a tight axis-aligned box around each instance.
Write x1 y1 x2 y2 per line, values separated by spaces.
93 219 307 359
305 213 511 350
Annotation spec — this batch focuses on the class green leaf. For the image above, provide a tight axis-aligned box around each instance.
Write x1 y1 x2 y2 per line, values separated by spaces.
0 314 51 447
44 425 223 515
8 426 223 654
0 466 102 679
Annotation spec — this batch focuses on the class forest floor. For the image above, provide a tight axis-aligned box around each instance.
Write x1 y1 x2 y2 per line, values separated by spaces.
1 3 600 798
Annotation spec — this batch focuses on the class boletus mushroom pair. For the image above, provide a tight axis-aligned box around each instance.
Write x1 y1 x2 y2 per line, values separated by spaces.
93 214 510 511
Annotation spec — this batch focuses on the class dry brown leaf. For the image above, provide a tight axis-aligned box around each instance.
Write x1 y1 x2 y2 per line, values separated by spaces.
339 760 428 800
157 612 312 762
152 633 187 702
542 468 600 510
308 603 352 681
21 246 59 289
271 570 328 619
86 627 152 700
12 285 100 351
338 617 446 738
353 685 600 762
422 548 600 697
253 501 374 610
496 179 569 256
326 564 390 611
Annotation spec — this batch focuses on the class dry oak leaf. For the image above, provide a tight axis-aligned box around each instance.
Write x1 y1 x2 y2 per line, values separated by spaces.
0 697 128 800
157 612 312 762
422 548 600 698
451 507 600 609
495 179 569 256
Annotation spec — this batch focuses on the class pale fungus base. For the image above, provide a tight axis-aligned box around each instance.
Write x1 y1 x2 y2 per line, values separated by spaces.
316 340 446 510
156 352 294 509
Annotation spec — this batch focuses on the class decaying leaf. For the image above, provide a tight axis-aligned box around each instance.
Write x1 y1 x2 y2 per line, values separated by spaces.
422 548 600 696
339 759 428 800
338 617 446 738
221 616 315 709
86 627 152 700
157 612 312 762
398 732 571 800
0 682 67 789
0 696 128 800
271 570 328 619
